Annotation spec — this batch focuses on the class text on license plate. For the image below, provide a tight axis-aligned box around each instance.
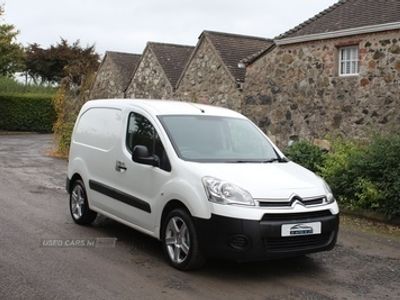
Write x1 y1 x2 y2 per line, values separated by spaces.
281 222 321 237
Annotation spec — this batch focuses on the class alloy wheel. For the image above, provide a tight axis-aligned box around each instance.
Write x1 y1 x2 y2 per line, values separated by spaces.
71 184 85 220
165 216 191 264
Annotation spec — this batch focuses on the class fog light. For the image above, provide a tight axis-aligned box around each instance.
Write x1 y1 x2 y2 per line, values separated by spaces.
228 235 250 251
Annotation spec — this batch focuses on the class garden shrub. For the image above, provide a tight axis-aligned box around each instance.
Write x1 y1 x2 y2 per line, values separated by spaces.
52 72 95 157
351 134 400 218
0 93 56 132
319 138 365 205
284 140 326 173
52 84 76 156
286 137 400 219
324 136 400 219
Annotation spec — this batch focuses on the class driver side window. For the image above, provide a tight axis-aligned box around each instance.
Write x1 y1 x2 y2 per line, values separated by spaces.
126 112 171 172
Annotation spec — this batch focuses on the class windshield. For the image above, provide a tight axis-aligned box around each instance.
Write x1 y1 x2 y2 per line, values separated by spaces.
159 115 280 162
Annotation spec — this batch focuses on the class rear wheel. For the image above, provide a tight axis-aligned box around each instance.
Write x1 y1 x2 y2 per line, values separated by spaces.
69 179 97 225
162 208 205 270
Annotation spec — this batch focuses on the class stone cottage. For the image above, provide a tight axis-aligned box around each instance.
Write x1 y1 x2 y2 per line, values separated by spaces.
125 42 194 99
243 0 400 146
175 31 273 111
89 51 141 99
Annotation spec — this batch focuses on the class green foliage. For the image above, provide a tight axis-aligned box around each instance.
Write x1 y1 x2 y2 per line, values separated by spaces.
287 137 400 219
284 140 326 173
0 76 55 95
0 6 25 76
55 121 74 154
354 178 380 210
0 94 56 132
25 39 100 86
52 72 95 157
351 135 400 218
319 138 364 203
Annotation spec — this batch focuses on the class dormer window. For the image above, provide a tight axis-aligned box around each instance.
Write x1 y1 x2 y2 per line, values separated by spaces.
339 46 359 76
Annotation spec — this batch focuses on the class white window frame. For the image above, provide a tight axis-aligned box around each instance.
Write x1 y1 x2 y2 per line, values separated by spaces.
338 46 359 76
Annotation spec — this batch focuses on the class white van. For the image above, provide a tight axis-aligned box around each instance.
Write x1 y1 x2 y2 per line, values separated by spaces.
67 99 339 270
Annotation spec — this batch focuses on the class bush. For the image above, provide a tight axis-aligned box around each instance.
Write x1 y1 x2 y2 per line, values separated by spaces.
319 138 365 204
54 121 74 154
0 94 56 132
351 135 400 218
52 84 75 156
286 137 400 219
52 72 95 157
284 140 326 173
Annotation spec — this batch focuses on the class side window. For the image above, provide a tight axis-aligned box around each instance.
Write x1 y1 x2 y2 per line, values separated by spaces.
126 112 171 172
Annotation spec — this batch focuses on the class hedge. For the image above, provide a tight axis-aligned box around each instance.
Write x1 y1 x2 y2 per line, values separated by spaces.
0 94 56 133
285 136 400 220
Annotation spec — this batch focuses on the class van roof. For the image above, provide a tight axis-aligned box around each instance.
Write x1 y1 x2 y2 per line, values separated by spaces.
83 99 245 118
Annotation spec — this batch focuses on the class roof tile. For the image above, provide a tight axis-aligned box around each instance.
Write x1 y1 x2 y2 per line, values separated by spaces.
148 42 194 87
204 31 273 82
106 51 141 88
278 0 400 39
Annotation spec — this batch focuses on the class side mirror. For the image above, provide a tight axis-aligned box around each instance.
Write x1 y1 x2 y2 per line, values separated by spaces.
132 145 159 167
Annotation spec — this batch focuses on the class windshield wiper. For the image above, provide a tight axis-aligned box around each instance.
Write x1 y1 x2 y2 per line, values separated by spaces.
262 157 289 163
229 158 289 163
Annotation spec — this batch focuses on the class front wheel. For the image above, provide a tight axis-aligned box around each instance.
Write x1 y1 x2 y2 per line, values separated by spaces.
162 208 205 270
69 179 97 225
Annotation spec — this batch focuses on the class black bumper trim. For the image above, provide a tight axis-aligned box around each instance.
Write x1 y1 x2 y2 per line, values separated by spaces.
66 177 71 194
193 212 339 262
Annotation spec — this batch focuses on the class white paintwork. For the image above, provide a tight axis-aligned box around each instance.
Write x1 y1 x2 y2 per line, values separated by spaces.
68 99 339 239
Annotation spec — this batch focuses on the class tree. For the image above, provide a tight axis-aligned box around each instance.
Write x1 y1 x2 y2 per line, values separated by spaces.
0 5 25 76
25 38 100 86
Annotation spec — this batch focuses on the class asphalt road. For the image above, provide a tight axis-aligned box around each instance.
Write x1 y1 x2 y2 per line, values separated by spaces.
0 134 399 300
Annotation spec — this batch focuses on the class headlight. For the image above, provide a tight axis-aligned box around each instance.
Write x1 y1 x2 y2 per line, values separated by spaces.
321 178 335 204
202 176 255 206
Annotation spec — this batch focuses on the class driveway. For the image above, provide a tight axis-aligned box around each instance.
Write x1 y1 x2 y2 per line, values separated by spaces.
0 134 399 300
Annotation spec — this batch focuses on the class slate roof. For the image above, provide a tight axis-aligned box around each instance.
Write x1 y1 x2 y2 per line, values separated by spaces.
203 31 273 82
240 43 276 66
278 0 400 40
148 42 194 87
106 51 141 88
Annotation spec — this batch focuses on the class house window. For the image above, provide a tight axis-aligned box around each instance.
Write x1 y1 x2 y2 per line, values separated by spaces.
339 46 359 76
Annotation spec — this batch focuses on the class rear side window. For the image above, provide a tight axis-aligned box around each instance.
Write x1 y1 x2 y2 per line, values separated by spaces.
74 108 122 150
126 112 171 172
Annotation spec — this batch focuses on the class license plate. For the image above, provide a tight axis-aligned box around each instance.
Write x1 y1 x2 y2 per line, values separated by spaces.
281 222 321 237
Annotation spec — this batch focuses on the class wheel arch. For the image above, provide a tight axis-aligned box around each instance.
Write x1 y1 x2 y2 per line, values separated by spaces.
160 199 191 238
68 173 83 194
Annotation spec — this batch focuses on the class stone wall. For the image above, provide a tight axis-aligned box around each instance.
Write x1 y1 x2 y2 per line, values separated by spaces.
125 49 173 99
175 38 242 111
243 30 400 147
89 58 125 99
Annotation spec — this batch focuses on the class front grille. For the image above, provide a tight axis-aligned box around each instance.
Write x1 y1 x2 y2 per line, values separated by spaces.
264 233 332 252
261 210 332 222
303 197 325 206
259 201 292 207
258 196 325 207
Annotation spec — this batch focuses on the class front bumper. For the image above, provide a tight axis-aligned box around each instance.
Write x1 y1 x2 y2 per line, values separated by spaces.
193 210 339 262
66 177 71 194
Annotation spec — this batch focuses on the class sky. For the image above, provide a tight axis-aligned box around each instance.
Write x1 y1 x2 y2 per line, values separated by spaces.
3 0 337 56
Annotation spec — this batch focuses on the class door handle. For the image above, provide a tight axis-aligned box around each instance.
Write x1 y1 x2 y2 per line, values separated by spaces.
115 161 127 172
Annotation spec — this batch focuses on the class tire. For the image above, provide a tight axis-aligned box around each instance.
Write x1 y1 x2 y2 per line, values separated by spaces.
162 208 206 271
69 179 97 225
